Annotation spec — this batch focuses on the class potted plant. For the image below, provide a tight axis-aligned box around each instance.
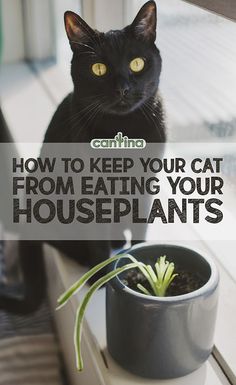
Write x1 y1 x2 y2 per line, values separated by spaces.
57 242 219 379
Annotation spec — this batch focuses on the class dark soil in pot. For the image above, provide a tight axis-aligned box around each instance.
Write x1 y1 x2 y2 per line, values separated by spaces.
122 264 205 296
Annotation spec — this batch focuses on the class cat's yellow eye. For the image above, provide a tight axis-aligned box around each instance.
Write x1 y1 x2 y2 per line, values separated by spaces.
130 57 145 73
92 63 107 76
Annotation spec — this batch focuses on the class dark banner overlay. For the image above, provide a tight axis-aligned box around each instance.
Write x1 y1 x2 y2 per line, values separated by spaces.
0 142 235 240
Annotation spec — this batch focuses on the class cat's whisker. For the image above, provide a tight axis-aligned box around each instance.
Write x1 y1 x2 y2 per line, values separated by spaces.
81 98 107 129
53 111 82 139
69 99 105 138
54 101 100 141
143 102 164 130
82 106 101 130
63 95 107 138
57 96 104 128
144 101 165 125
143 103 158 124
69 106 98 136
84 97 105 120
65 98 104 128
84 104 105 135
61 101 98 128
141 102 160 130
78 97 106 117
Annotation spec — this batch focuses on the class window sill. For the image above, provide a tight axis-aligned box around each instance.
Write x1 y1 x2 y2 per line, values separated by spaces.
44 243 233 385
0 61 72 158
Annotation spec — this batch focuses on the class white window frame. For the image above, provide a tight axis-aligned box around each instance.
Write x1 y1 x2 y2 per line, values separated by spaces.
82 0 125 31
1 0 24 63
124 0 236 23
21 0 126 62
184 0 236 21
2 0 236 64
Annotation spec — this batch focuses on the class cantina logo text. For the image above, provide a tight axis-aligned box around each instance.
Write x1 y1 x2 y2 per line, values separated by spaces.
90 132 146 149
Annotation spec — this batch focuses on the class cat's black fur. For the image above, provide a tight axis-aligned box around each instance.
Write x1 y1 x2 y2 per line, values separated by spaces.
45 2 165 143
0 1 166 314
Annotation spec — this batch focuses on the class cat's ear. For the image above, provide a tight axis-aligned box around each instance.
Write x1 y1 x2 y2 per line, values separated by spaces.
131 1 157 43
64 11 96 45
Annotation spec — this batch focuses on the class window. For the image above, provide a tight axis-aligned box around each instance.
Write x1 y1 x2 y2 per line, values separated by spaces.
185 0 236 21
1 0 24 63
0 2 236 382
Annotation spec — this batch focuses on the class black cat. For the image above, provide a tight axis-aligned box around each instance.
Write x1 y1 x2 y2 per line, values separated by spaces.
45 1 165 143
0 1 166 314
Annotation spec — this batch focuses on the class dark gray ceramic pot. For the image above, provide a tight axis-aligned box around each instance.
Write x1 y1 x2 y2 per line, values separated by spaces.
106 243 219 379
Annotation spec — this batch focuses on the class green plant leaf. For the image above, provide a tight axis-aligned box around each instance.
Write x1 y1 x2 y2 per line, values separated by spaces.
74 262 141 371
57 251 178 372
135 264 157 295
57 253 139 308
146 265 157 283
155 256 167 282
137 283 152 296
154 256 178 296
164 262 175 282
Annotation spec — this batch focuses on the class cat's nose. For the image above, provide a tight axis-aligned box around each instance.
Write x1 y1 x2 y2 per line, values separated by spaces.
116 86 130 98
